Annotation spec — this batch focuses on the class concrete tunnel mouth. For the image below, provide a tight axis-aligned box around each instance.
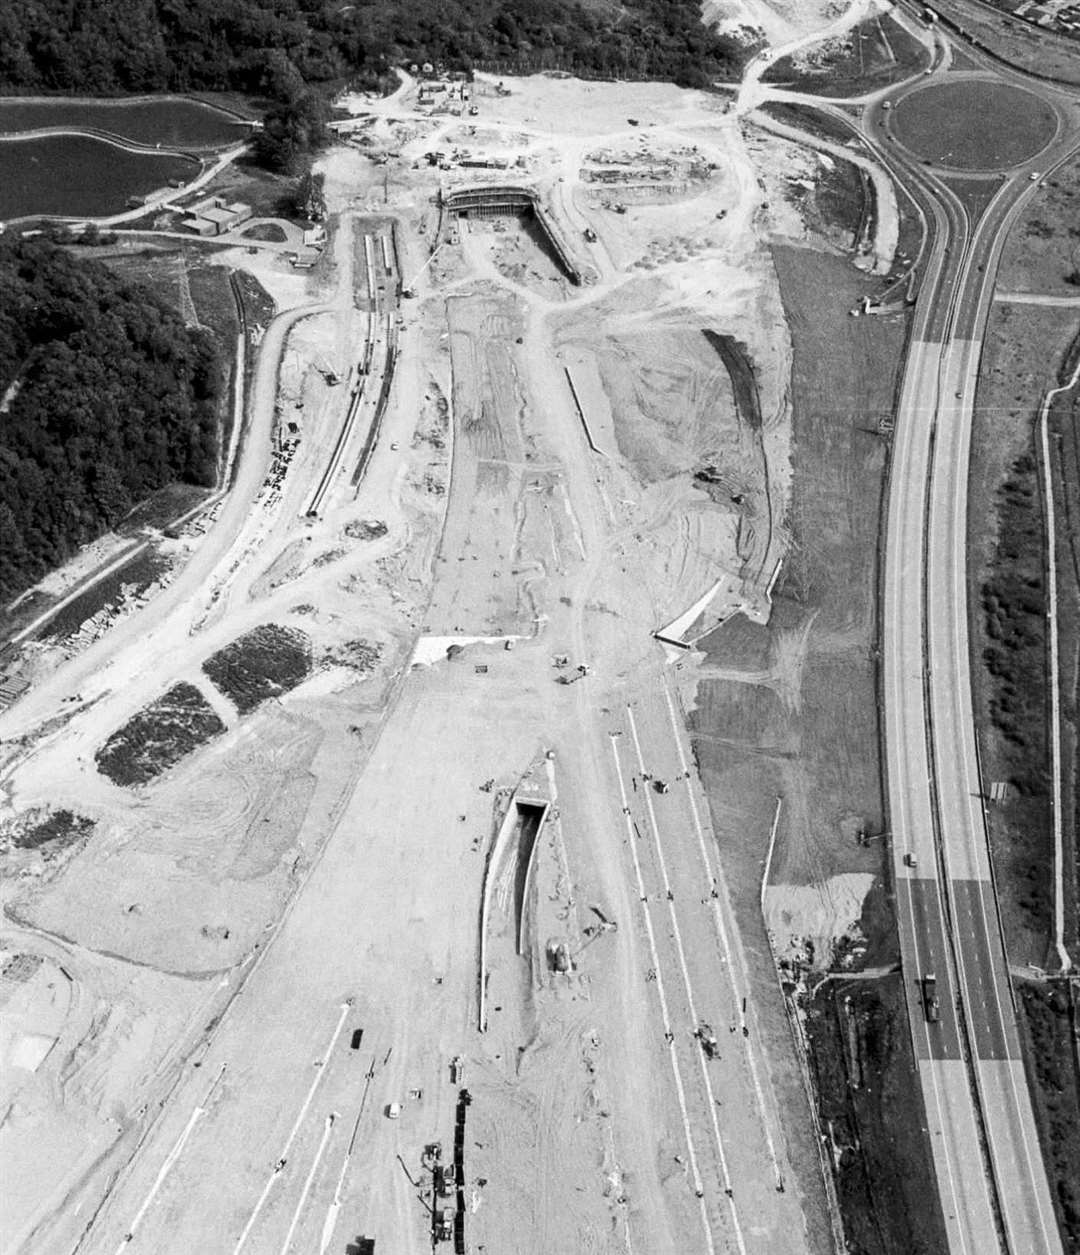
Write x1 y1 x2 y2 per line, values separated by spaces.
510 799 546 954
477 790 551 1032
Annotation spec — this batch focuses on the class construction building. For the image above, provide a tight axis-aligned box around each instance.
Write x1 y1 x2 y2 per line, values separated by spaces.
183 197 252 237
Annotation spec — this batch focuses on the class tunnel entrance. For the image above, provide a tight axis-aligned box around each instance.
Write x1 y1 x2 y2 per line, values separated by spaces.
511 800 547 954
441 184 582 284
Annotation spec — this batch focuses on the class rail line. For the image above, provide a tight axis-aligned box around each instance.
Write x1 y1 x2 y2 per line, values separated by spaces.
607 735 718 1255
623 706 747 1255
350 318 397 490
304 310 376 518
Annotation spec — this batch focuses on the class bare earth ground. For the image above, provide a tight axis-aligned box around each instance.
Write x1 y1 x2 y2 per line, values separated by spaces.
689 243 946 1253
0 45 906 1255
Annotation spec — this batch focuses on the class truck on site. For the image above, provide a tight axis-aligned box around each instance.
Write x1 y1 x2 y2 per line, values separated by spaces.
434 1206 456 1241
435 1163 457 1196
922 973 940 1023
696 1021 720 1059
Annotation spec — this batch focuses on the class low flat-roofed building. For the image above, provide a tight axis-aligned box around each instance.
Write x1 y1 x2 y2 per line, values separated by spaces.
226 201 252 226
200 207 238 233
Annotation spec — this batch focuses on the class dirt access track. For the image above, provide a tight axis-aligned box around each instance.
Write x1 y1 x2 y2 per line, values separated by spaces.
0 44 900 1254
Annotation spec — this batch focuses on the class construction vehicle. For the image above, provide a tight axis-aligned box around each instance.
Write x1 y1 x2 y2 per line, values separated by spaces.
583 226 597 243
695 1021 720 1059
435 1163 457 1196
922 973 940 1023
434 1206 456 1241
450 1056 465 1085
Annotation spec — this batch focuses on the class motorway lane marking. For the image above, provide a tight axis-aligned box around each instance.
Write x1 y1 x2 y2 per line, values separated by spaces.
608 734 717 1255
319 1085 372 1255
624 708 747 1255
233 1001 352 1255
112 1065 226 1253
661 682 785 1192
278 1111 338 1255
902 883 972 1255
883 339 975 1251
935 344 1061 1250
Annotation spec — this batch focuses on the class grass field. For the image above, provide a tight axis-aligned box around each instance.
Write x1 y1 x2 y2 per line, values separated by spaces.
972 304 1080 1255
924 0 1080 85
1046 345 1080 961
762 14 929 95
692 246 935 1250
998 155 1080 295
806 976 946 1254
0 134 198 220
758 101 860 149
0 97 245 147
1017 979 1080 1251
891 80 1057 171
970 303 1079 964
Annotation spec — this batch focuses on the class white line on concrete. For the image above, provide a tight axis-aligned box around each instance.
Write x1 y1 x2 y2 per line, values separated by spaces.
608 735 717 1255
278 1112 338 1255
113 1065 226 1253
662 684 785 1191
233 1002 351 1255
1038 354 1080 974
625 708 747 1255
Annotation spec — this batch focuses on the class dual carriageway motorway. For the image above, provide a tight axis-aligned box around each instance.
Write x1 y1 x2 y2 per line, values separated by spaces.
856 30 1080 1255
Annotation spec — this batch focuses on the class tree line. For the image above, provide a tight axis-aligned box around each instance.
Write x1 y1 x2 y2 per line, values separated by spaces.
0 238 222 601
0 0 756 167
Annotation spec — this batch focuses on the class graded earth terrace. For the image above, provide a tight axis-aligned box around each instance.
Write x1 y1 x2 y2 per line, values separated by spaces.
1 3 1079 1255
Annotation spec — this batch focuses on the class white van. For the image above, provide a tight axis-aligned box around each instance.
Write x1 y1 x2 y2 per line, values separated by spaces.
386 1102 401 1119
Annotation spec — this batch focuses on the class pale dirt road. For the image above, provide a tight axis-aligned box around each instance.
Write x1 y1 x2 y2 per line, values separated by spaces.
0 218 353 747
65 252 817 1255
0 57 864 1254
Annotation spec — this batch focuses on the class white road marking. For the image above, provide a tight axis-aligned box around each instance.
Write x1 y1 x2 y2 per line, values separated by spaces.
113 1064 227 1253
278 1112 337 1255
233 1002 351 1254
626 706 747 1255
608 735 716 1255
661 683 784 1191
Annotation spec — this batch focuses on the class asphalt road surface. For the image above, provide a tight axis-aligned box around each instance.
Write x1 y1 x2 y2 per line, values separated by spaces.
871 46 1074 1255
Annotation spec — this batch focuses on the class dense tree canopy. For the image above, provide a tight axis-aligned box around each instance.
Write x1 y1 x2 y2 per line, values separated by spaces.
0 0 752 100
0 239 222 600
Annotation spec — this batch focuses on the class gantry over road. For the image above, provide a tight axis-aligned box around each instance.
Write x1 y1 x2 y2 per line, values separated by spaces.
865 55 1080 1255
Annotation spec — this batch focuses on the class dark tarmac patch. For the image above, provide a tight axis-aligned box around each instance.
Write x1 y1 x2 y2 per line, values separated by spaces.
891 79 1057 171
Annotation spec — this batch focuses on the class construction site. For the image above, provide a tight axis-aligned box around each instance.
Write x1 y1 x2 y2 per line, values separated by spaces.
0 2 1034 1252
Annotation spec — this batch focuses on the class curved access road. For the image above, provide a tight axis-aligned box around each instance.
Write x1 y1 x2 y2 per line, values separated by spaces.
865 49 1079 1255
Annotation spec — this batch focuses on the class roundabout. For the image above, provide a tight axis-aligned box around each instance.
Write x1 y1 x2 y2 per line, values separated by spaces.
890 77 1058 171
